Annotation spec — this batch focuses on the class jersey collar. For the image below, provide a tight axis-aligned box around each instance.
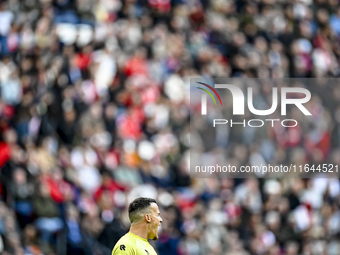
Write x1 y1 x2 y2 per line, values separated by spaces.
128 232 148 242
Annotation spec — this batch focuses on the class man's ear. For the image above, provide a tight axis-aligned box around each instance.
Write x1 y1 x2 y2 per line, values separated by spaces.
145 214 151 223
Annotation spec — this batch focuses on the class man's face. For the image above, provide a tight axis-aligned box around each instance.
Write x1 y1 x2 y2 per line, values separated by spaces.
148 203 163 240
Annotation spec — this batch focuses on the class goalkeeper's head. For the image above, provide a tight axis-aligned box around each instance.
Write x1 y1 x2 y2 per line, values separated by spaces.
128 197 163 240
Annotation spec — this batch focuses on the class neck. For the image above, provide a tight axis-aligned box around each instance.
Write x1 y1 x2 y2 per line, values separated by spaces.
129 223 149 240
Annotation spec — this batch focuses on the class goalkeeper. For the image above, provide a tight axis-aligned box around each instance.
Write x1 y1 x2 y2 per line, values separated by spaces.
112 197 163 255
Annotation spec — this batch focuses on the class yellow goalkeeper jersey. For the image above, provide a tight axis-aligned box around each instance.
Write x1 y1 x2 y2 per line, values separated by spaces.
112 232 158 255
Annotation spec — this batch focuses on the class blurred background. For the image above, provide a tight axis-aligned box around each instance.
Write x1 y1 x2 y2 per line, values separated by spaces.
0 0 340 254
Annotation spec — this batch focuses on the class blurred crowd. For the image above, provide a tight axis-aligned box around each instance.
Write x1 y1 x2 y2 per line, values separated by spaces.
0 0 340 255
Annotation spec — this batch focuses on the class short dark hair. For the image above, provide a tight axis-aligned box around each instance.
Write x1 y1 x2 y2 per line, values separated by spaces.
128 197 157 223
